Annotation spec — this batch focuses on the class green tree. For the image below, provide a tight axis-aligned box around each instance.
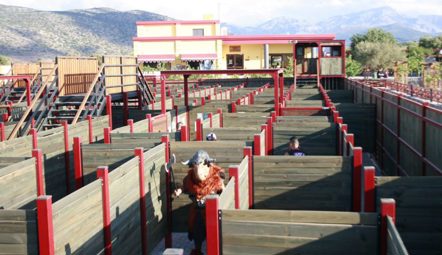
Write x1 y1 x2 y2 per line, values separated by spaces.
351 28 397 52
404 42 428 75
419 36 442 51
0 55 10 65
345 55 363 77
283 56 294 77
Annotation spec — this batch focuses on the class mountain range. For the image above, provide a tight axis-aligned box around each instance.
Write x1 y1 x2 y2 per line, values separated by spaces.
0 4 441 61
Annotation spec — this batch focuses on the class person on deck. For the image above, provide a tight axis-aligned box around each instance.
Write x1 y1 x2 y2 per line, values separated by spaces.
174 150 225 255
285 136 305 156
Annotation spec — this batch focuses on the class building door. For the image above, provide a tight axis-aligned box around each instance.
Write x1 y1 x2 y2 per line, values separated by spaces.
226 54 244 69
296 44 318 74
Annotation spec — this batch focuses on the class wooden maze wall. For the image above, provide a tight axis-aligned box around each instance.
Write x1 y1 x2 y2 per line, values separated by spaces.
56 56 98 96
102 56 137 94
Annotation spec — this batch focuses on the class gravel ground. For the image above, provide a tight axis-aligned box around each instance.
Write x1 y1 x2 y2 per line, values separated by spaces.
152 232 207 255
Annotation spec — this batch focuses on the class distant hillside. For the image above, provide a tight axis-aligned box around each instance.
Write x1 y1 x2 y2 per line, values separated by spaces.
0 5 171 61
222 6 441 43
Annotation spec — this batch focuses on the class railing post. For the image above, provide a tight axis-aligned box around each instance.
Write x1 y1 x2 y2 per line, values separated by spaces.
346 133 354 156
106 95 113 130
87 115 93 144
208 113 213 128
32 149 45 196
161 78 166 114
104 127 111 144
0 122 5 141
266 118 273 155
364 166 376 212
243 147 253 208
134 148 147 255
26 78 31 107
128 119 134 134
380 198 396 255
196 118 203 141
253 134 262 156
229 166 240 209
30 128 38 149
146 114 153 133
97 167 112 255
161 135 172 248
62 121 70 193
352 147 363 212
216 108 223 127
73 137 83 189
206 196 220 255
180 125 189 142
230 102 236 113
37 196 55 255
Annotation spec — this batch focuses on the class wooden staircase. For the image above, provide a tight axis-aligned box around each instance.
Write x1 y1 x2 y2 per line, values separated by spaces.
0 73 42 105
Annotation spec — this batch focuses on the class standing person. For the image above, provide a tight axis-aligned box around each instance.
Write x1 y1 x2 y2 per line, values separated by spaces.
174 150 225 255
285 136 305 156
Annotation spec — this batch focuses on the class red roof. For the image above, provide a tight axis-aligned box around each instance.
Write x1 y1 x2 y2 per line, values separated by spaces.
136 20 220 26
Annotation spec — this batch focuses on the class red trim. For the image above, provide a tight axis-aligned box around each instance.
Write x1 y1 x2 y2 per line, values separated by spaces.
161 78 166 114
217 108 223 127
97 167 112 255
32 149 45 196
253 134 261 156
353 147 362 212
138 54 175 62
0 122 5 141
380 199 396 255
62 121 70 194
37 196 55 255
243 147 253 208
181 53 218 60
134 148 147 255
146 114 153 132
136 20 220 26
87 115 93 144
229 166 240 209
206 197 220 255
73 137 83 189
265 119 272 155
230 102 236 113
364 166 375 212
208 113 213 128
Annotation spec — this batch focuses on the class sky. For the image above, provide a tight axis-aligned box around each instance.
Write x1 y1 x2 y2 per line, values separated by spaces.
1 0 441 26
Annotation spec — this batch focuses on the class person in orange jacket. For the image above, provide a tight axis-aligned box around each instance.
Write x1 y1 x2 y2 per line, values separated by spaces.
174 150 225 255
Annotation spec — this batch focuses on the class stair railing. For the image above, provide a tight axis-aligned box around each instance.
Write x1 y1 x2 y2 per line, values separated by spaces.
71 64 105 125
15 71 42 105
7 65 58 140
136 64 155 106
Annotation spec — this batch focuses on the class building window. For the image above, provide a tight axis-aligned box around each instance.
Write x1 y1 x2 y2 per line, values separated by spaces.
193 29 204 36
322 46 342 57
226 54 244 69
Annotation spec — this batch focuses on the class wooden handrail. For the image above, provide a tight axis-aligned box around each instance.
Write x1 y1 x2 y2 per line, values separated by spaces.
8 65 58 140
71 64 105 125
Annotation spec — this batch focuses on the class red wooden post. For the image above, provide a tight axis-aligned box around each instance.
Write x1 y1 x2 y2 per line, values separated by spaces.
161 78 166 114
184 75 189 107
123 92 129 126
128 119 134 134
196 118 203 141
230 102 236 113
353 147 363 212
25 78 31 106
73 137 83 189
30 128 38 149
333 111 339 123
106 95 113 130
243 147 253 208
2 113 7 123
87 115 93 144
229 166 240 209
217 108 223 127
364 166 376 212
134 148 147 255
279 73 284 104
208 113 213 128
62 121 70 193
346 133 354 156
266 117 273 155
37 196 55 255
97 167 112 255
104 127 111 144
205 196 220 255
146 114 153 133
32 149 45 196
253 134 262 156
380 198 396 255
201 97 206 106
180 125 188 141
273 72 280 117
161 135 172 248
0 122 5 141
261 124 268 156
